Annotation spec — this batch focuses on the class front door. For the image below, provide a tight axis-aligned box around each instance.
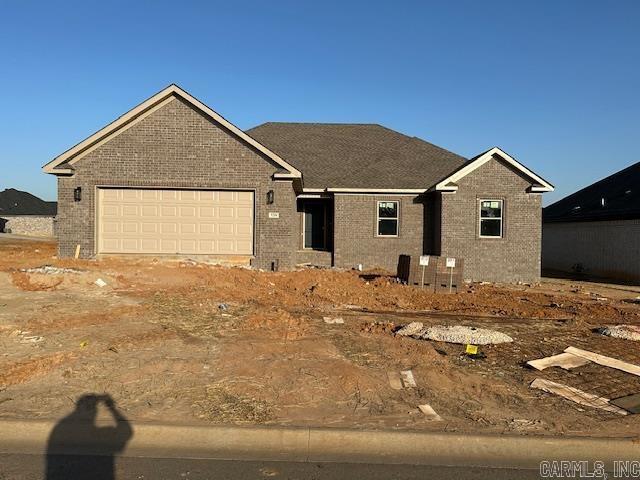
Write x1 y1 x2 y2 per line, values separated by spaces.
303 202 327 250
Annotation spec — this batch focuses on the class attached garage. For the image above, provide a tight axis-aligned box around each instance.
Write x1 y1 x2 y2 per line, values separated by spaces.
97 188 254 255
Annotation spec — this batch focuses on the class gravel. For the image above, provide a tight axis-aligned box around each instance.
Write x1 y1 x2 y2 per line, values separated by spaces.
20 265 83 275
597 325 640 341
396 322 513 345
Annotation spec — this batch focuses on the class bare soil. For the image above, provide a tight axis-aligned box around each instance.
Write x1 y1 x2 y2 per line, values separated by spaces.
1 237 640 437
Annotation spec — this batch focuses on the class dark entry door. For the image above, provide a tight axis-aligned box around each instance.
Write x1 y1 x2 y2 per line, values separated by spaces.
304 202 326 250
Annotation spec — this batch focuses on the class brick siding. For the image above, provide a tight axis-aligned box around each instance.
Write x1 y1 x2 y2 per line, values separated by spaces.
333 194 424 272
56 96 297 269
439 157 542 283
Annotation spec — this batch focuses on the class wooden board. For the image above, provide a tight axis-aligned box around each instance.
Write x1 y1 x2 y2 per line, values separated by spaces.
418 404 442 421
565 346 640 377
527 352 591 371
530 378 628 415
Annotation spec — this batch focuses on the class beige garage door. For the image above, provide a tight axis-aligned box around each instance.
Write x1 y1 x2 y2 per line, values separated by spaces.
97 188 254 255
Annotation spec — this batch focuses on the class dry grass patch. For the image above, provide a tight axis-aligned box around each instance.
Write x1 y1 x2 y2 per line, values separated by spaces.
191 383 274 423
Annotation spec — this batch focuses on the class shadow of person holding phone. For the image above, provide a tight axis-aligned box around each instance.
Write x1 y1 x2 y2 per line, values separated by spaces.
46 394 133 480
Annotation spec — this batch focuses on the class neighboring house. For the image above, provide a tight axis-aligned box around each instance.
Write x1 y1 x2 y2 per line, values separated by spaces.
42 84 553 283
543 161 640 283
0 188 57 237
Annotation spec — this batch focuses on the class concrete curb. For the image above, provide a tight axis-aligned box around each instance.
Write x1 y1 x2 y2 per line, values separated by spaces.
0 420 638 468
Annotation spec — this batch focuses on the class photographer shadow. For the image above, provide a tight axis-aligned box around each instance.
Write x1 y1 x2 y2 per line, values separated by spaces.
46 394 133 480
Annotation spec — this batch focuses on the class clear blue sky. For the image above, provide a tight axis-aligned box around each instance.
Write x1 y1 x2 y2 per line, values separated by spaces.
1 0 638 205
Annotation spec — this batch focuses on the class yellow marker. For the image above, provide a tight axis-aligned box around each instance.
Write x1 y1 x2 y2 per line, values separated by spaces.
465 344 478 355
80 341 88 348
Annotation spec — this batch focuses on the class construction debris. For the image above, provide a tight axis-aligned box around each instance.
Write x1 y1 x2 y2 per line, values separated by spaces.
564 347 640 377
10 330 44 344
323 316 344 324
418 404 442 421
396 322 513 345
527 352 591 371
400 370 417 388
94 278 107 288
596 325 640 341
610 393 640 414
530 378 628 415
387 371 403 390
20 265 82 275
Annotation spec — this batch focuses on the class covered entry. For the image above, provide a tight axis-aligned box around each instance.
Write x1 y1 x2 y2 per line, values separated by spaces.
299 198 333 251
97 188 254 255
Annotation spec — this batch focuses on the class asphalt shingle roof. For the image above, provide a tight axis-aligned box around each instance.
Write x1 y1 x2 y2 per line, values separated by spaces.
543 161 640 223
0 189 57 216
247 123 467 189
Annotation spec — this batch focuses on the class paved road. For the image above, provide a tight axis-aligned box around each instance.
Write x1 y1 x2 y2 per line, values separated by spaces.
0 453 543 479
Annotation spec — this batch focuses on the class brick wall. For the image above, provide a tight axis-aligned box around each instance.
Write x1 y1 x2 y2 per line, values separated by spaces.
543 219 640 282
333 194 424 272
56 95 297 269
439 157 542 283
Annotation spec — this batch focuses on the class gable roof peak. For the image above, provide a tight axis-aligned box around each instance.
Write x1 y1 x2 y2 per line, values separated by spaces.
43 85 302 179
433 146 554 193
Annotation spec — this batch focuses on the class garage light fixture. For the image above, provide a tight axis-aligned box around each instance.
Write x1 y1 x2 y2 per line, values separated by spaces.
266 190 274 205
74 187 82 202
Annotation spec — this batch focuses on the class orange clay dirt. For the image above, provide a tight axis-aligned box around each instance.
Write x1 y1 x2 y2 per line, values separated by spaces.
1 236 640 437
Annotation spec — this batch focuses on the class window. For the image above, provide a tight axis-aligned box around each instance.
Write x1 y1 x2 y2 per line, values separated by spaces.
479 199 503 237
377 201 398 236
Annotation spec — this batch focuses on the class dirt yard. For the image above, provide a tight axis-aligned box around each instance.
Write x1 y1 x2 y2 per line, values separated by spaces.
1 237 640 437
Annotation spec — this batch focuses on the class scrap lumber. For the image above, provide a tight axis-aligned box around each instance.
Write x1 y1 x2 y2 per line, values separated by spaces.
400 370 417 388
418 404 442 421
387 371 403 390
527 352 591 371
530 378 627 415
564 347 640 377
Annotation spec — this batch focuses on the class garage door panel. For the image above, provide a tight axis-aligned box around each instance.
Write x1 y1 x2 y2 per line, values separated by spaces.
218 223 235 235
122 223 138 234
122 239 138 250
199 223 215 234
200 207 215 218
161 223 177 234
236 224 252 235
237 207 252 218
181 223 196 234
98 188 254 255
141 238 158 251
237 191 253 203
141 205 158 216
122 205 138 216
219 207 234 218
160 239 178 252
161 206 177 216
141 223 157 234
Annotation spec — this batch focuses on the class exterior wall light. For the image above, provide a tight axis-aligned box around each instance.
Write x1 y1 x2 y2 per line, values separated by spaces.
74 187 82 202
266 190 274 205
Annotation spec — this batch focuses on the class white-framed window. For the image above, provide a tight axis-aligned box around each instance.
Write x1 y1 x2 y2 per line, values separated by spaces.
479 199 503 238
377 201 399 236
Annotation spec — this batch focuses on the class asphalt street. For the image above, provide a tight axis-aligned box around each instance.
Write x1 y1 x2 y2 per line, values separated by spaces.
0 453 544 480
